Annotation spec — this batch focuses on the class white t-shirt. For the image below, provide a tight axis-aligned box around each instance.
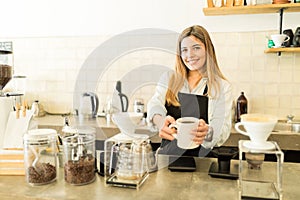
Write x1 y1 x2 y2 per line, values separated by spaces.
147 71 233 148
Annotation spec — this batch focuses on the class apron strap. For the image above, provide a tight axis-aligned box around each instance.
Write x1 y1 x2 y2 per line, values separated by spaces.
203 84 208 96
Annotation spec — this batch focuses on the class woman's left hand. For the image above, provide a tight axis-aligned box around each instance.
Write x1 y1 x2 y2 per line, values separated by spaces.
191 119 209 145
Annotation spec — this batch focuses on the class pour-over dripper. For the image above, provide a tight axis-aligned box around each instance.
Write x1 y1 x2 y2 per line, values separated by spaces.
111 112 143 137
235 114 278 150
0 64 12 96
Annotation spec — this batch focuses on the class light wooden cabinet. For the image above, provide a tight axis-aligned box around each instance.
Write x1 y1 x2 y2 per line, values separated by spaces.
203 3 300 54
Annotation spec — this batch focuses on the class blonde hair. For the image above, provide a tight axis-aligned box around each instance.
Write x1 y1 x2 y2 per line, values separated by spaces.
166 25 227 106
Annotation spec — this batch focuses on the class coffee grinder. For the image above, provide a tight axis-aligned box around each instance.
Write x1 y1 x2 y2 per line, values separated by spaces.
0 41 14 148
0 41 26 109
0 41 13 96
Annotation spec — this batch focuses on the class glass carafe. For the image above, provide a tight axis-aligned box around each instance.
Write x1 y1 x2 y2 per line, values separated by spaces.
114 138 156 180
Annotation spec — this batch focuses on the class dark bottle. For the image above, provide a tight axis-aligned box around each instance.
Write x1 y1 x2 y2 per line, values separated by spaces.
236 92 248 123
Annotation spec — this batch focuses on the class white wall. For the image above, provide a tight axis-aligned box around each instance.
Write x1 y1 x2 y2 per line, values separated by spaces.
1 0 299 37
1 1 300 120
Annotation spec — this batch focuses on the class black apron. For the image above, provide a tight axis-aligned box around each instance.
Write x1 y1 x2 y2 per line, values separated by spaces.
159 85 211 157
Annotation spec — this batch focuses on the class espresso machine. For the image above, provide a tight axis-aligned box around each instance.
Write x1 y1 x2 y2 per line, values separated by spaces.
0 41 14 148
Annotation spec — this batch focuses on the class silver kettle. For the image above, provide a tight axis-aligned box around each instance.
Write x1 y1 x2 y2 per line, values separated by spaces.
79 92 99 118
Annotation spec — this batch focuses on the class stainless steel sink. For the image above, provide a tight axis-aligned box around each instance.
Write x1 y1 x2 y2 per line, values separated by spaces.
273 120 300 133
272 122 292 132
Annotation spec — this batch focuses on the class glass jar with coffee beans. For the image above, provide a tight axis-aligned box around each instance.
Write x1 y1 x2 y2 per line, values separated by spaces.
23 129 58 185
62 127 96 185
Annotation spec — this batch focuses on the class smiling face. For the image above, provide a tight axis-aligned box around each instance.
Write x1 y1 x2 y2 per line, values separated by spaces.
180 35 206 72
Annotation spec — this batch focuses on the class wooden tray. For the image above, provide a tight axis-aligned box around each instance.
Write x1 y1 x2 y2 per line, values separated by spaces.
0 149 25 175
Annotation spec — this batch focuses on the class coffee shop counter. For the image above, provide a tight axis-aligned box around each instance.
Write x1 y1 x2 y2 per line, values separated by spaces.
1 156 300 200
35 114 300 151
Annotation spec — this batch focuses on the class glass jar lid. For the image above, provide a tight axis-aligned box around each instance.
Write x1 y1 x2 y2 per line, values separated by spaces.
24 129 57 144
63 132 95 147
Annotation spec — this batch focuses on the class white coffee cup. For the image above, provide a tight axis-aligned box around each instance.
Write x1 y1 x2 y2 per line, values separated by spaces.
169 117 199 149
271 34 290 48
235 113 277 145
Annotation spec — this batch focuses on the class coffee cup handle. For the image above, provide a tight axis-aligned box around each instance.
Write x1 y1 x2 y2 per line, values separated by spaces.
284 35 290 42
169 124 178 139
234 122 249 136
169 124 178 129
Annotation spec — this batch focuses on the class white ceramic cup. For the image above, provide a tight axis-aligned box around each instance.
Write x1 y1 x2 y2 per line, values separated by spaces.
271 34 290 47
235 114 278 145
169 117 199 149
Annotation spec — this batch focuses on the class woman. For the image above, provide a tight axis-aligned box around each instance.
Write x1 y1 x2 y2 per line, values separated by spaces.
147 25 233 157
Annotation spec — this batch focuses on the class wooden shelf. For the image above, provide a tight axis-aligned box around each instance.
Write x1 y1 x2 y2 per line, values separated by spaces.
203 3 300 54
203 3 300 16
264 47 300 53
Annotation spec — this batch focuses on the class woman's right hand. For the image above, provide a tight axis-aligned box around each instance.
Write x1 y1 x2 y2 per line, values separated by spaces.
153 115 177 141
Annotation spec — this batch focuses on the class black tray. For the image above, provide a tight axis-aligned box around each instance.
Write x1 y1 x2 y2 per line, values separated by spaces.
208 161 238 180
168 156 196 172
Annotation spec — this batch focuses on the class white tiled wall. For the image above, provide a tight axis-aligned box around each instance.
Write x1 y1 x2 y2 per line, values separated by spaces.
2 30 300 120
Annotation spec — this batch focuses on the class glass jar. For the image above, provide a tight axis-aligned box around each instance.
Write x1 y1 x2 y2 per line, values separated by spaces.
23 129 58 186
63 128 95 185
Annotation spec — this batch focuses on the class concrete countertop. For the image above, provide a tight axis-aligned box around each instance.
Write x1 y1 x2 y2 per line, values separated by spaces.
1 156 299 200
35 114 300 151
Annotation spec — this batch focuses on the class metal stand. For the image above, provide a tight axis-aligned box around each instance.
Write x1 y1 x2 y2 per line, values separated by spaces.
238 140 284 200
278 8 285 56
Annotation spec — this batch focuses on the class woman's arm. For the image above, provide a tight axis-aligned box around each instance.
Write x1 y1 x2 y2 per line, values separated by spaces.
202 80 233 149
147 71 170 126
147 71 178 140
